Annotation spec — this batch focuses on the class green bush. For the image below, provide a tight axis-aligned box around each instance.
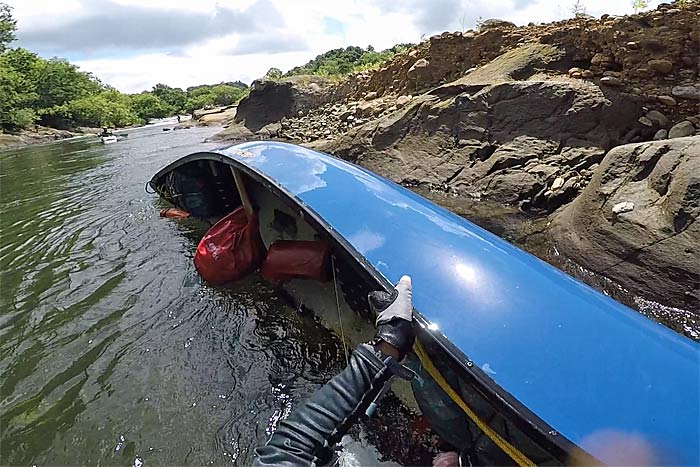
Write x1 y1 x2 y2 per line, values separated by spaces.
49 92 139 128
285 45 412 78
1 108 37 131
184 94 213 114
264 67 283 79
183 85 246 112
210 84 246 106
130 92 173 121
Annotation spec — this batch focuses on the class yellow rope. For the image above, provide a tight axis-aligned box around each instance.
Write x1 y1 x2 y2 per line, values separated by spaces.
413 340 537 467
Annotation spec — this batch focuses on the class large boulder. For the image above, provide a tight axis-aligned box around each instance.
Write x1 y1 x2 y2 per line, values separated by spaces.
320 79 645 212
436 43 565 88
205 122 254 142
551 136 700 309
478 19 517 30
234 76 333 131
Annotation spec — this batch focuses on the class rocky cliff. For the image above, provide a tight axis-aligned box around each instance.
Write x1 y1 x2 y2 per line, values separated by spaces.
233 76 334 131
217 0 699 330
552 136 699 311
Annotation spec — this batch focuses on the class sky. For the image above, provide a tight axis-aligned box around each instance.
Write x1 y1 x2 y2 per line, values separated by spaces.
6 0 663 94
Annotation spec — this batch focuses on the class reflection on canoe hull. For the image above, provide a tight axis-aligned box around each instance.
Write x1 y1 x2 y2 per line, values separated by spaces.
150 142 699 466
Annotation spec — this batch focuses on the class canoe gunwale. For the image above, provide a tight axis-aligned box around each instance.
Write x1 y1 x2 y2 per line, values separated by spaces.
149 149 592 463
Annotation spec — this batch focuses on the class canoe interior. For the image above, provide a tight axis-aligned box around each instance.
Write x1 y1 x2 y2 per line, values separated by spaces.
150 157 573 465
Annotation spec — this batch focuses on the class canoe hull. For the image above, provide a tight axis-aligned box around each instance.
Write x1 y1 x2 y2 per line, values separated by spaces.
150 142 699 466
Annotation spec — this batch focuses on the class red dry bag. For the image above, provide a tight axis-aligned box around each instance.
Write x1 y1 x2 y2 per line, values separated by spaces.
261 240 331 283
194 207 264 284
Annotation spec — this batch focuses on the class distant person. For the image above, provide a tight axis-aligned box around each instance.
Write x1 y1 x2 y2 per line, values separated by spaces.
99 127 113 137
177 115 181 123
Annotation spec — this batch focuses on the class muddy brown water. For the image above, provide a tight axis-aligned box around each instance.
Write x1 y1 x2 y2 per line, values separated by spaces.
1 127 696 466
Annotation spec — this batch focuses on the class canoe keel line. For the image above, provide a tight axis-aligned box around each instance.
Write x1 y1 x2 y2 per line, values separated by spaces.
150 141 700 466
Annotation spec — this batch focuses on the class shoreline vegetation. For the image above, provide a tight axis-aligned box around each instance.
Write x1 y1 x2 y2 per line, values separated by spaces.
0 3 249 150
0 0 413 151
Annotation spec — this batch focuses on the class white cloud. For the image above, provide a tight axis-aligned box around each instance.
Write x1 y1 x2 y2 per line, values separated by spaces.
5 0 664 93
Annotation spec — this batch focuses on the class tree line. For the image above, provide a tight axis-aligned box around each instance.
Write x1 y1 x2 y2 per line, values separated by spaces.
265 44 413 80
2 1 413 134
0 3 247 133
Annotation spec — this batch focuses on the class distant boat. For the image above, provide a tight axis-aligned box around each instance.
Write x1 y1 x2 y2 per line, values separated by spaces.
101 135 118 144
150 141 699 466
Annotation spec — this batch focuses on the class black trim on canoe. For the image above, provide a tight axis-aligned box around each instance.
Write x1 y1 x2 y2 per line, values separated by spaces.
149 151 599 465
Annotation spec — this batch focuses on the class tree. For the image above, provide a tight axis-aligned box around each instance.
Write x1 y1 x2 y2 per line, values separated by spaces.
34 58 101 112
571 0 587 17
152 84 186 112
129 92 173 121
210 84 245 106
0 2 16 52
0 65 37 131
57 91 138 127
632 0 649 12
181 83 247 113
0 50 39 131
2 48 41 81
264 67 283 80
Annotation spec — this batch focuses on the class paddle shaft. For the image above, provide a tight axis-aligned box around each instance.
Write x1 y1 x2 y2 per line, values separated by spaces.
230 166 254 216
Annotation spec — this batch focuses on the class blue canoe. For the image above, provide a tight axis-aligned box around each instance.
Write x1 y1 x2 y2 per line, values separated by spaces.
151 141 699 465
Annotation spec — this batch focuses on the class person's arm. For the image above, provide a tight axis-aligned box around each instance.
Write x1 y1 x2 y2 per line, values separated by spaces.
253 276 415 466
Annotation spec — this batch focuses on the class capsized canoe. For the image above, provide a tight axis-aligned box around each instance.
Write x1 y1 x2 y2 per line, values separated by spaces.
150 141 699 466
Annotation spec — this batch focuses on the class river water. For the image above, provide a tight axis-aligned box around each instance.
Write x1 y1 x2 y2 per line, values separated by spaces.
0 126 367 466
1 125 697 466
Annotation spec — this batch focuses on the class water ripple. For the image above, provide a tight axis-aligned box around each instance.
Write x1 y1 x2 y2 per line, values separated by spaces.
0 127 368 466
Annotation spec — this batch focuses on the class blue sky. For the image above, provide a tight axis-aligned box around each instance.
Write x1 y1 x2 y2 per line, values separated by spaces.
6 0 663 93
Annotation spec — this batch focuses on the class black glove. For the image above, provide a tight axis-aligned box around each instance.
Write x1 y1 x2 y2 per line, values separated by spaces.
368 275 415 360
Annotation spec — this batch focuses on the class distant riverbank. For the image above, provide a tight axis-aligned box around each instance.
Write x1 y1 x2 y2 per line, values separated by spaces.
0 114 201 152
0 126 102 152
